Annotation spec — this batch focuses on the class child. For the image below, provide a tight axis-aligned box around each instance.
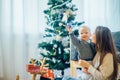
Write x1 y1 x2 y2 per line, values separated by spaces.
66 25 96 61
66 25 96 80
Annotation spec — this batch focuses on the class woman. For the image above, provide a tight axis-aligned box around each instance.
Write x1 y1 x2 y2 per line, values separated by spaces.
79 26 118 80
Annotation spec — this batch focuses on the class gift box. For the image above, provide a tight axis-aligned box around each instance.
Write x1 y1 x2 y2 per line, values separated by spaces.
42 67 54 79
26 64 54 79
26 64 40 74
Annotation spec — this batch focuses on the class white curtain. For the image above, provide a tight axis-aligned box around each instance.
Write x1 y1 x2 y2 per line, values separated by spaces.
0 0 47 80
74 0 120 32
0 0 120 80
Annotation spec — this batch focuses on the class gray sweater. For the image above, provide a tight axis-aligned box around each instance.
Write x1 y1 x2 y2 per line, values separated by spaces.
70 33 95 61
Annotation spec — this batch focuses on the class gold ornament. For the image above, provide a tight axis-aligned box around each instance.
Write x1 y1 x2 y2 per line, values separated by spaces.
56 35 62 41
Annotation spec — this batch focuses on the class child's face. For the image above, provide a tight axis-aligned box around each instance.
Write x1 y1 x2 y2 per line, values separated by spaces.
79 27 91 41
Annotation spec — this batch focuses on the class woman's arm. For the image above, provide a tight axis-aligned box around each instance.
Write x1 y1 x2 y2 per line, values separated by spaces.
88 53 114 80
79 53 114 80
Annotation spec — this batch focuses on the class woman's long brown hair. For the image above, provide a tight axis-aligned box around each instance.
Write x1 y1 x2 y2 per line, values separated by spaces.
95 26 118 80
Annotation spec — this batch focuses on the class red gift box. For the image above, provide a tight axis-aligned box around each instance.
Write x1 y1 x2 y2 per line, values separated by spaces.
26 64 54 79
26 64 40 74
42 67 54 79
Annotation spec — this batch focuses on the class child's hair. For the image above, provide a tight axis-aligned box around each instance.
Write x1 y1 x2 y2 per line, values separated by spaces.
78 25 91 33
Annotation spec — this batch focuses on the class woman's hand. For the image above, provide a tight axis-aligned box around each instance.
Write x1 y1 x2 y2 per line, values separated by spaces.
79 59 91 68
82 67 90 75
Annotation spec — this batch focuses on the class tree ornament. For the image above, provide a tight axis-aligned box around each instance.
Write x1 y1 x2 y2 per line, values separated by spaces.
66 2 73 8
62 9 73 22
51 9 57 15
52 58 56 63
62 12 68 22
58 48 61 54
62 38 69 47
43 49 48 54
59 22 63 26
51 52 56 56
56 35 62 41
51 0 71 10
64 48 70 53
53 44 57 48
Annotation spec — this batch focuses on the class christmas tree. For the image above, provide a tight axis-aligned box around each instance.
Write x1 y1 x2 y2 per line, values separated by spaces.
38 0 84 76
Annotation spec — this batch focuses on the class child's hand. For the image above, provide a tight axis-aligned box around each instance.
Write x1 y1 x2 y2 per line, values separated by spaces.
82 67 90 75
79 59 91 68
66 26 72 33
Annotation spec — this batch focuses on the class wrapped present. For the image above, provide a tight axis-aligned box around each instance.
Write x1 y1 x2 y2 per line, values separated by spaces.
26 64 40 74
26 58 45 74
26 58 54 80
42 67 54 79
26 64 54 79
